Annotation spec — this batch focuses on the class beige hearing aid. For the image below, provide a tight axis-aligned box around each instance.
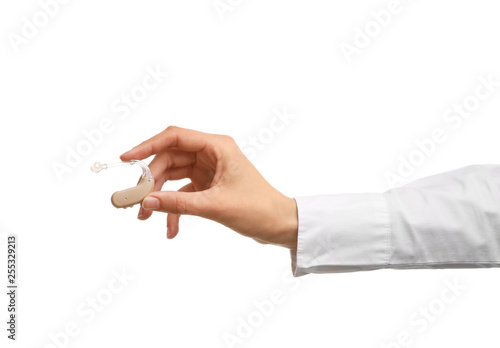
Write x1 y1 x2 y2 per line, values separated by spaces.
91 160 155 209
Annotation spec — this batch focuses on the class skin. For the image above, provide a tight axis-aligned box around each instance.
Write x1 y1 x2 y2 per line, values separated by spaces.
120 126 298 249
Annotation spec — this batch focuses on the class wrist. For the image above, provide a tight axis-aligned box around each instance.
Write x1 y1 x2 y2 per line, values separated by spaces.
277 196 299 249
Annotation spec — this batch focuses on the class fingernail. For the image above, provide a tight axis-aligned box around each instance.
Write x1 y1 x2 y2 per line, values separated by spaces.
142 197 160 209
166 227 170 238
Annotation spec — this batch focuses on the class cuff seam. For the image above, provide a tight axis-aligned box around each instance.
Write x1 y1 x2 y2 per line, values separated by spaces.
381 194 392 266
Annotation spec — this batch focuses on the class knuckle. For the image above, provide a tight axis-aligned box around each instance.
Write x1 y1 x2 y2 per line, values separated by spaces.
220 134 236 145
173 195 187 214
165 125 178 132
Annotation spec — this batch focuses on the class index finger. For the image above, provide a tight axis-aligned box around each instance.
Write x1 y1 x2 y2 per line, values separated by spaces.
120 126 211 161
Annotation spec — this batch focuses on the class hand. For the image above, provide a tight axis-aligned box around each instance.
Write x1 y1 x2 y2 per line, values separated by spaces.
120 126 298 249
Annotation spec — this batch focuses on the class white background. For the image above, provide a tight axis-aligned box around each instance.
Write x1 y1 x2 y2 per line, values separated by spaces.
1 0 500 347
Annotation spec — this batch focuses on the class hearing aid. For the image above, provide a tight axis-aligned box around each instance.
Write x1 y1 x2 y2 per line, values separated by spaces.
91 160 155 209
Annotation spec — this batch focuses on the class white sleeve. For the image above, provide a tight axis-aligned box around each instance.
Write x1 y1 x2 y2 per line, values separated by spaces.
291 165 500 276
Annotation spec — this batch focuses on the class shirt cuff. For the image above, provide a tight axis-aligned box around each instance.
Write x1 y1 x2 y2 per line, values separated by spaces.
291 193 391 276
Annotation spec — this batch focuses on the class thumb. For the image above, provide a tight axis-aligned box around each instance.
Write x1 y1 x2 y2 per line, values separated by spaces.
142 190 211 216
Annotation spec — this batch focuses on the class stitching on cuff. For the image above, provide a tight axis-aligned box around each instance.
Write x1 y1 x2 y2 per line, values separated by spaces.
380 194 392 266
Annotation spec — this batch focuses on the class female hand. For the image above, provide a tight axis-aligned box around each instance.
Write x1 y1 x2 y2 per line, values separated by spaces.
120 126 298 249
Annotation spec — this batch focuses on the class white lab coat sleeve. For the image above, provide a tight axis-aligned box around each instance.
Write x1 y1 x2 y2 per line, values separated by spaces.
291 165 500 276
